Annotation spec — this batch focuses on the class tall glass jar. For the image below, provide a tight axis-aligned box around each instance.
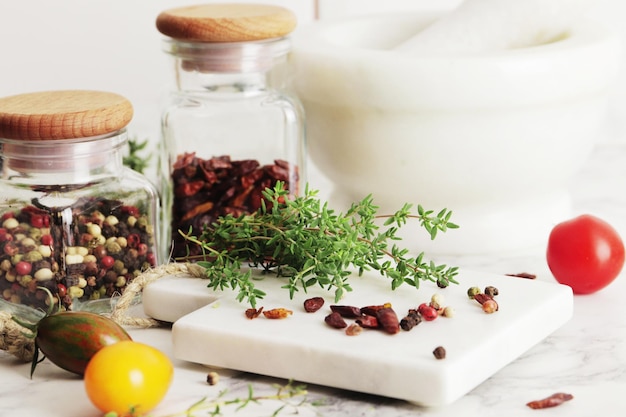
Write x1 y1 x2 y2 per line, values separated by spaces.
156 3 306 261
0 90 159 311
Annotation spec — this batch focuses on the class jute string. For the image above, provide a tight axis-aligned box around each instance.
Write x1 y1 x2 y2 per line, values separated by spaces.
0 311 36 362
0 262 207 363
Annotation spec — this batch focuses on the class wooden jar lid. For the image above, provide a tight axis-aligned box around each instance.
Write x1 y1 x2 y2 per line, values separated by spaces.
156 3 297 42
0 90 133 140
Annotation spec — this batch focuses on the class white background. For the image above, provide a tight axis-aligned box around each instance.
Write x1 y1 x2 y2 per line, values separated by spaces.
1 0 625 157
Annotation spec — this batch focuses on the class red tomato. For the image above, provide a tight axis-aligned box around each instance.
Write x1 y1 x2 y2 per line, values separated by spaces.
547 214 625 294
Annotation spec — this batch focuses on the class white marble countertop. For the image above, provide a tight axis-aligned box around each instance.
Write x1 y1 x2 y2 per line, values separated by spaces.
1 143 626 417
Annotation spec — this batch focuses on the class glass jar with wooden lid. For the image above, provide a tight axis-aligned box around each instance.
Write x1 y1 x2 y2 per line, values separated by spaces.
156 3 306 261
0 90 159 311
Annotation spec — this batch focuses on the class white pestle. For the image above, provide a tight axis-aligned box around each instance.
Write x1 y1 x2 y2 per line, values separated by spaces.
394 0 594 54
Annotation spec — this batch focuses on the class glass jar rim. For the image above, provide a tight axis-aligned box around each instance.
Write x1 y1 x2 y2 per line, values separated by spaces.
0 130 127 173
162 36 291 73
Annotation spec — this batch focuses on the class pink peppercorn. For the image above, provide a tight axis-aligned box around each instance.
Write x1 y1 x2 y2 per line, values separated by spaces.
40 234 53 246
15 261 32 276
100 255 115 269
482 299 498 314
420 305 438 321
146 252 157 266
30 214 45 228
137 243 148 256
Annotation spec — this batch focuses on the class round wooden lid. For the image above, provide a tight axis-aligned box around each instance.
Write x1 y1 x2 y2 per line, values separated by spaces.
156 3 297 42
0 90 133 140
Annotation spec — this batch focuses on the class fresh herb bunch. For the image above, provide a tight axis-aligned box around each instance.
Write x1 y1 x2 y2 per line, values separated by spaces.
123 137 153 174
180 182 459 307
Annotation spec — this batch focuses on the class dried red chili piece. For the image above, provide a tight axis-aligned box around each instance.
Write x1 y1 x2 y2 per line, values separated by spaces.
245 307 264 319
506 272 537 279
324 312 347 329
360 303 391 317
330 305 363 318
265 162 290 181
173 152 197 170
263 308 293 319
241 169 264 188
206 155 233 171
473 293 493 305
526 393 573 409
376 307 400 334
355 315 379 329
303 297 324 313
175 180 204 197
230 185 255 208
345 323 363 336
181 201 214 222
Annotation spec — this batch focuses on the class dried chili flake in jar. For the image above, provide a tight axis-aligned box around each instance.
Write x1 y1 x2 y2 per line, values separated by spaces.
167 155 300 259
156 4 306 261
0 90 159 311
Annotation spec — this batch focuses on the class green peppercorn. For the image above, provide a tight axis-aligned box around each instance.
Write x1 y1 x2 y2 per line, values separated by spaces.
467 286 481 299
113 259 126 274
29 228 42 240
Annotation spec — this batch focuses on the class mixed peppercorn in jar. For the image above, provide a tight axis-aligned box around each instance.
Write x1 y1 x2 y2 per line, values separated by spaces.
0 90 159 311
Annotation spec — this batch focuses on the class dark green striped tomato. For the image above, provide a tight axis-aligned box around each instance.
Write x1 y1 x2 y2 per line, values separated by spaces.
35 311 131 376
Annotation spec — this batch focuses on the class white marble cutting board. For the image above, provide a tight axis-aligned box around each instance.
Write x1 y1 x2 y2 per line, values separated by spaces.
142 268 573 407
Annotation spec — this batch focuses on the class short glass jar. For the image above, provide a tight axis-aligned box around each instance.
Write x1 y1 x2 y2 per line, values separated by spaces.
0 90 159 311
156 3 306 261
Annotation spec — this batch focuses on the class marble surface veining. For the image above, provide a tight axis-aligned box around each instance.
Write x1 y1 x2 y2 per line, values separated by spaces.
1 143 626 417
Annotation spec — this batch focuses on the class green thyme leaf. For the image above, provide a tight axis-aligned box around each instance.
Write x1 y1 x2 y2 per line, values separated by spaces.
123 137 153 174
179 182 459 307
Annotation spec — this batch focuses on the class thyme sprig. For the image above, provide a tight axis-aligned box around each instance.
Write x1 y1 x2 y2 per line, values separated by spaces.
179 182 459 308
105 380 311 417
123 137 153 174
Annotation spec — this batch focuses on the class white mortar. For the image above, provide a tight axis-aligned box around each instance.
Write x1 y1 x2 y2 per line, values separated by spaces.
292 13 621 255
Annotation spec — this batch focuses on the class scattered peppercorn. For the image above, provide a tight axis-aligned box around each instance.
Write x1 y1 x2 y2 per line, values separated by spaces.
433 346 446 360
418 303 438 321
467 286 481 299
206 371 220 385
400 310 422 331
441 306 455 318
482 299 499 314
430 293 444 310
484 286 499 297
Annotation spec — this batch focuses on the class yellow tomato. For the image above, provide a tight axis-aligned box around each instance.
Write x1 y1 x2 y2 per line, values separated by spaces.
84 340 174 415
